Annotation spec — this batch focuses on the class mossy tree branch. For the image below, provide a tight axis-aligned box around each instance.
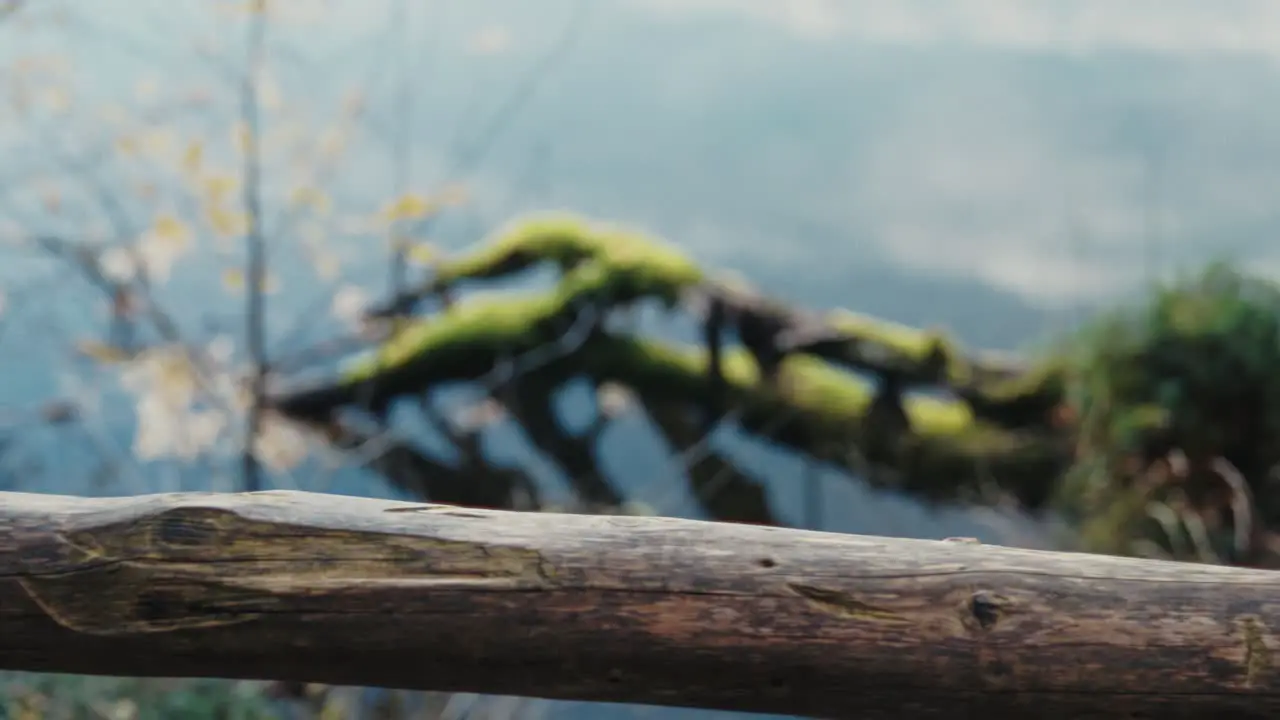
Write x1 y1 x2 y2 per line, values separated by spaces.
641 396 779 525
270 212 1073 515
368 213 1067 430
318 415 540 510
272 328 1067 513
506 375 622 509
576 335 1070 510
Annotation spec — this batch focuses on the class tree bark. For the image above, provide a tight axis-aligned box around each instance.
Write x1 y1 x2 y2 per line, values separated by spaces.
2 490 1279 719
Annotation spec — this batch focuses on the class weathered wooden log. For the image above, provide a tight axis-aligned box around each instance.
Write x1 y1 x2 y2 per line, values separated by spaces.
2 490 1279 719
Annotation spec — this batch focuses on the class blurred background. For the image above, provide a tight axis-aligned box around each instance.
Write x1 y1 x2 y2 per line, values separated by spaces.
4 0 1280 718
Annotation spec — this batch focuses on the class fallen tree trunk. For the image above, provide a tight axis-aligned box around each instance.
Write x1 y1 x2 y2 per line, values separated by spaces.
1 491 1279 719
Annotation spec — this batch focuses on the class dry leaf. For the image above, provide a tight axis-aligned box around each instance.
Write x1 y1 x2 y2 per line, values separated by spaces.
221 268 279 294
203 174 237 202
406 242 440 266
232 120 252 155
222 268 245 291
380 193 432 223
207 206 248 237
290 186 331 213
152 213 190 244
75 339 132 364
141 128 175 158
182 141 203 176
114 135 139 156
136 216 192 282
310 249 340 280
377 187 466 224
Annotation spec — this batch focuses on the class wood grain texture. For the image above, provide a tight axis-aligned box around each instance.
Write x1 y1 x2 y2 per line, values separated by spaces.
2 490 1280 719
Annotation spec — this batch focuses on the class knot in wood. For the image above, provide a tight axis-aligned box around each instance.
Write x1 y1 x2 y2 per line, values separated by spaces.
150 507 237 550
61 506 242 564
155 504 235 543
967 590 1010 631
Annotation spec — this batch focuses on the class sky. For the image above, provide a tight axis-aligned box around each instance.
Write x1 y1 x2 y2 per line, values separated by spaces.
621 0 1280 299
634 0 1280 55
7 0 1280 313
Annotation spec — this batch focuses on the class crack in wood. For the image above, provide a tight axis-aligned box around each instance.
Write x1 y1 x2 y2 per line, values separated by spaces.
786 582 905 623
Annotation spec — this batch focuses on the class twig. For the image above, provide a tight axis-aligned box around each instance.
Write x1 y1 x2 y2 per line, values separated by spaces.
1210 456 1256 561
388 0 415 297
240 0 269 492
397 0 593 246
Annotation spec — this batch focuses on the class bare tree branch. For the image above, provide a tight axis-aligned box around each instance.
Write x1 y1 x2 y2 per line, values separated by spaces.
240 0 270 492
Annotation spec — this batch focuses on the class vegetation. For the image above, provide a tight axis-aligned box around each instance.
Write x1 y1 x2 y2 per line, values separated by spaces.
1056 263 1280 565
0 675 277 720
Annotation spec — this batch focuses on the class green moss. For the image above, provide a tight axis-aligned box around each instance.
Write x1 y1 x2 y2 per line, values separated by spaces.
557 242 703 307
825 309 948 366
345 214 705 383
345 291 563 380
577 337 1028 459
432 212 704 297
823 308 1067 425
433 213 606 281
